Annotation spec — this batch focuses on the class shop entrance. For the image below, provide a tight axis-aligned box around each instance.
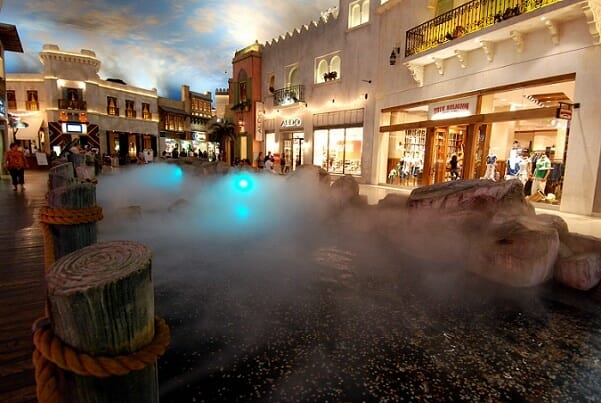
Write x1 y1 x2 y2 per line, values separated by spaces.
429 125 466 183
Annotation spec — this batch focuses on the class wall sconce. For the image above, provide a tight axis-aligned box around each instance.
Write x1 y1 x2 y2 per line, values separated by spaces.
389 47 400 66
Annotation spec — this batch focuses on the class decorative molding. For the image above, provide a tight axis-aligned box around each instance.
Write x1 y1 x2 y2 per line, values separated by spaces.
479 40 494 62
583 0 601 44
544 19 559 45
454 50 468 68
432 57 445 75
510 30 524 53
403 63 424 87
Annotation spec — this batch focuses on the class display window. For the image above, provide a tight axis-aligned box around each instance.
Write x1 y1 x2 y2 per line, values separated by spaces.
313 127 363 175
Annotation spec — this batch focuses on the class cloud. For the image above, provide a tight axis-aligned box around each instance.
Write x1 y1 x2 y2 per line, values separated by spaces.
4 0 340 98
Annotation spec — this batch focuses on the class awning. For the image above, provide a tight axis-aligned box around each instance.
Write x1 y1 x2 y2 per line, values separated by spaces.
14 114 44 140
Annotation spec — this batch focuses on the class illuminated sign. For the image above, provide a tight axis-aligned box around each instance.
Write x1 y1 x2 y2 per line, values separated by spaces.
0 99 5 117
428 96 477 120
193 132 206 141
556 102 572 120
62 122 88 134
256 101 264 141
281 118 302 128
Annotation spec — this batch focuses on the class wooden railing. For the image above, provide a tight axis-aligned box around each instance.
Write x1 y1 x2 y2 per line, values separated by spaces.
405 0 562 57
273 84 305 107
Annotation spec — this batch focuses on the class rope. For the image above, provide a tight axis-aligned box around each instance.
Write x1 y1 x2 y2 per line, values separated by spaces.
32 316 170 402
39 206 103 272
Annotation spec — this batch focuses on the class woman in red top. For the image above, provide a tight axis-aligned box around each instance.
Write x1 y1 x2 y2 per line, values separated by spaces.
3 142 28 191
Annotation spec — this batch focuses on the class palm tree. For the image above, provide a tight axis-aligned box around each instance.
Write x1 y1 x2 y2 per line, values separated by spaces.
208 119 235 162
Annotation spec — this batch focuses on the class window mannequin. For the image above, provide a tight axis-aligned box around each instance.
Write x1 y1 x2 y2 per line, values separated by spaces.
483 151 497 181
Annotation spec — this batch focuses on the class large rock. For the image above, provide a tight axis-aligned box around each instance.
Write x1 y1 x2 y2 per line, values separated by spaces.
407 178 534 219
554 252 601 291
467 216 559 287
330 175 365 207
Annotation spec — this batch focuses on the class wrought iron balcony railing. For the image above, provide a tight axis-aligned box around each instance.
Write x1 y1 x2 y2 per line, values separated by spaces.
405 0 562 57
273 85 305 107
58 99 87 110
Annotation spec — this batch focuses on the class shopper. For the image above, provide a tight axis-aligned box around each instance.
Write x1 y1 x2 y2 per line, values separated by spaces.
4 143 28 191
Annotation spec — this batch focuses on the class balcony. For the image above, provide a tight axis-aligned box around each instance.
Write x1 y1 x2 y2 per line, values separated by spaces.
405 0 562 57
58 99 87 110
273 85 305 107
26 101 39 111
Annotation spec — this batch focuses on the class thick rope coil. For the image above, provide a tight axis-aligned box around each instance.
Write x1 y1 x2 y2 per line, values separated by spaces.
32 316 170 402
39 206 103 272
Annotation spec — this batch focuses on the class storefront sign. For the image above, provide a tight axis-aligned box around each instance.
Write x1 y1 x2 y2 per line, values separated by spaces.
193 132 206 141
428 96 477 120
281 117 302 128
0 99 5 118
556 102 572 120
256 101 264 141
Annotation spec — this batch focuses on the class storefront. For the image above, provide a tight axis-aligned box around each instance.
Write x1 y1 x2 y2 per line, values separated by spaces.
380 79 574 205
312 108 365 176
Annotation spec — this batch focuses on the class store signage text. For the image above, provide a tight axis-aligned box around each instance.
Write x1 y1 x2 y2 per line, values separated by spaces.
0 99 5 117
556 102 572 120
429 96 477 120
281 118 302 128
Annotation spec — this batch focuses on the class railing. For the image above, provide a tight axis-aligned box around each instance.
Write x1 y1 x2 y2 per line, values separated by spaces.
405 0 562 57
58 99 87 110
107 106 120 116
143 112 152 120
273 84 305 107
26 101 39 111
126 109 136 118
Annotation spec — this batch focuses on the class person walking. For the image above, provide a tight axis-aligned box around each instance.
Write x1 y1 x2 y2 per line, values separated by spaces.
280 153 287 174
4 142 28 191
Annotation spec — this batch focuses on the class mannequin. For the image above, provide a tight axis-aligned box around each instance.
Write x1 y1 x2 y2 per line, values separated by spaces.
517 153 531 186
483 151 497 181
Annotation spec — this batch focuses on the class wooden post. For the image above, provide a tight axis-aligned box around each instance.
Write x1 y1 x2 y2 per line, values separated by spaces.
46 240 157 402
47 162 98 259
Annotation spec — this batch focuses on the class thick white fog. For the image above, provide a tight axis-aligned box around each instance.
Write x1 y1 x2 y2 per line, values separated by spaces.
92 163 601 401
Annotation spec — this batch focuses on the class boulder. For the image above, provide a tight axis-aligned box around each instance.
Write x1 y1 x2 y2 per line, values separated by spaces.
407 178 534 219
330 175 364 207
554 252 601 291
467 216 559 287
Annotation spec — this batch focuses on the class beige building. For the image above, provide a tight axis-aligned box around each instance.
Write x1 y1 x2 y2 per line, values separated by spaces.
376 0 601 215
259 2 378 176
6 44 159 164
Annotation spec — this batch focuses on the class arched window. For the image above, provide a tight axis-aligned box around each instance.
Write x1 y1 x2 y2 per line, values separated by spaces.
317 60 329 83
288 67 299 86
330 56 341 79
349 0 369 28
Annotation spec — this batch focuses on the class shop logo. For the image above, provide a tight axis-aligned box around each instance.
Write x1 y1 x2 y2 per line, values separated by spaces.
281 118 302 128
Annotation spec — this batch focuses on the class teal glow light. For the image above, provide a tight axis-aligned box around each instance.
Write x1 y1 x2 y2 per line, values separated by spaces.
234 173 254 193
234 204 250 220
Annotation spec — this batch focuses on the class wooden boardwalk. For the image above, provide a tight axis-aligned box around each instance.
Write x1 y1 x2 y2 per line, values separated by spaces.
0 170 49 402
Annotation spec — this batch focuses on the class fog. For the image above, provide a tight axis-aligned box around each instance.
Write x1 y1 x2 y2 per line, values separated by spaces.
94 163 601 401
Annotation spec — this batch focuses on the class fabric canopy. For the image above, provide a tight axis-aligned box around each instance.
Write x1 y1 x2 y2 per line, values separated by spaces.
14 114 44 141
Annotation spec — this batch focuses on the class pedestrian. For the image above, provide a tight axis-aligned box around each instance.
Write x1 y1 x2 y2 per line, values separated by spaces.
4 142 28 191
280 153 287 174
257 152 265 169
448 154 460 180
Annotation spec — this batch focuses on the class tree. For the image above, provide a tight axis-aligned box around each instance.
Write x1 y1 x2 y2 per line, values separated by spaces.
208 119 235 161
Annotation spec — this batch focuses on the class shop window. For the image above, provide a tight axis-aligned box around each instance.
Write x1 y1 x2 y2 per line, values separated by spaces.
314 127 363 175
26 90 39 111
142 103 151 120
348 0 369 29
6 90 16 109
107 96 118 116
315 53 341 83
125 100 135 118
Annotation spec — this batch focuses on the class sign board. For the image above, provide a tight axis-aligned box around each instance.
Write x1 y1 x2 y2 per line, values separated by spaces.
428 96 477 120
281 117 302 128
256 101 264 141
35 152 48 166
556 102 572 120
